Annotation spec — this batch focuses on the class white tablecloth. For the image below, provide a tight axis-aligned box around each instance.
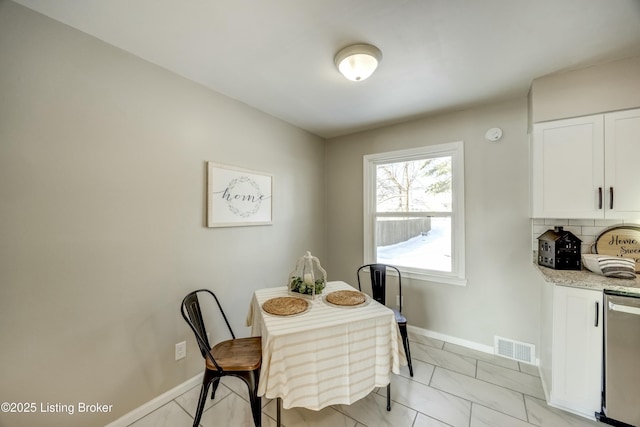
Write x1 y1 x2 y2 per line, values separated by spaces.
246 281 405 410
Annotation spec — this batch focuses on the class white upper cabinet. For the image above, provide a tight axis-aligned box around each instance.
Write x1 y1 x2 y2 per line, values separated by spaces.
604 109 640 219
531 108 640 219
532 115 604 218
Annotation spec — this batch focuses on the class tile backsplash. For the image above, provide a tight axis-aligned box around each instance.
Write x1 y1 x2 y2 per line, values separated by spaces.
531 219 640 254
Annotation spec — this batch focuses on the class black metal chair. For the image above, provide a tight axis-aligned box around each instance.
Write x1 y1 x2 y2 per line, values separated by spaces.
357 264 414 377
181 289 262 427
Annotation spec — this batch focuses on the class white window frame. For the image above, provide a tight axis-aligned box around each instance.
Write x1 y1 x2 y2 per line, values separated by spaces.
363 141 466 286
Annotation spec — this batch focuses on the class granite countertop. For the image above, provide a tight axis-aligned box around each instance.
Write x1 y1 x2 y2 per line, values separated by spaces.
534 264 640 296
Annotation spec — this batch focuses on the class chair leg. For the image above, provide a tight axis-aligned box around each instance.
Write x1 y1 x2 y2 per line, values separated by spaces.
398 323 413 377
277 397 282 427
238 371 261 427
193 370 214 427
210 377 221 400
386 383 391 411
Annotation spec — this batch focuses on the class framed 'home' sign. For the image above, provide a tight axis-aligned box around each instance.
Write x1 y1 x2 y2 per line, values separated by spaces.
207 162 272 227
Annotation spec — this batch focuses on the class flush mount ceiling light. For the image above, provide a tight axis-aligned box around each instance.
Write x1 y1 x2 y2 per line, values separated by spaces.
334 44 382 82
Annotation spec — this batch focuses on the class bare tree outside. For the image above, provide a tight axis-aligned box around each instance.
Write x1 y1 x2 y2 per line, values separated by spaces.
376 157 452 213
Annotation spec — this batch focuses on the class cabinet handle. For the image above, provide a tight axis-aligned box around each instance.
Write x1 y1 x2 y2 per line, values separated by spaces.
598 187 603 209
608 301 640 316
595 301 599 327
609 187 614 210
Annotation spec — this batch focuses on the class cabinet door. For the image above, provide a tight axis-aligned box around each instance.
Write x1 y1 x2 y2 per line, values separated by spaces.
531 115 604 218
604 108 640 219
551 285 602 418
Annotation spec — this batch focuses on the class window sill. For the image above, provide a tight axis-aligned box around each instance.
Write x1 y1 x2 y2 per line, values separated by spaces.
401 270 467 286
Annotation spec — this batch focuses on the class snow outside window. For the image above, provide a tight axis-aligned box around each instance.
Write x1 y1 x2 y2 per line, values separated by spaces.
363 142 466 286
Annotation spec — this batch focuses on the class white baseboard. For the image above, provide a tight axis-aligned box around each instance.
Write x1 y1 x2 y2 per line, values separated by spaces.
539 366 551 401
547 395 598 421
104 373 202 427
407 324 495 355
407 325 540 366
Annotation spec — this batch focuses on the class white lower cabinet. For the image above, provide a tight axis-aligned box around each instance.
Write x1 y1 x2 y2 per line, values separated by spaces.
540 283 602 419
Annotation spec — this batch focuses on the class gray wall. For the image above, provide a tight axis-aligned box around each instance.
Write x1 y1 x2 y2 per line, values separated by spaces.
324 98 541 350
4 1 638 425
0 2 325 426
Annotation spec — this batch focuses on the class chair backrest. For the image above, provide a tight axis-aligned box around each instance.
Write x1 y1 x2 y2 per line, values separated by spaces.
181 289 235 372
357 263 402 312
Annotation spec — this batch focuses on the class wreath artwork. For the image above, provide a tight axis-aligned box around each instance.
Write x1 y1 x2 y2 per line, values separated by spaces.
207 162 272 227
225 176 264 218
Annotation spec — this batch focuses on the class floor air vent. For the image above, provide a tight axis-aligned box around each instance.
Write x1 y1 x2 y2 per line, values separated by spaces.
494 336 535 364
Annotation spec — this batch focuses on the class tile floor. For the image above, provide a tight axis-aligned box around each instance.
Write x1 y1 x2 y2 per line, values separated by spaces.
128 333 601 427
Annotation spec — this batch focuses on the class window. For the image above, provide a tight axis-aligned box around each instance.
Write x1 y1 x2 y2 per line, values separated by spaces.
363 142 466 285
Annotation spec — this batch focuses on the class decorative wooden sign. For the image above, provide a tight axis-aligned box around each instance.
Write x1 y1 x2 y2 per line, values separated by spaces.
207 162 272 227
593 225 640 272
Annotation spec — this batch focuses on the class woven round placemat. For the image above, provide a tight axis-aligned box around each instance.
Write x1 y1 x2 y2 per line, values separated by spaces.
326 290 366 306
262 297 309 316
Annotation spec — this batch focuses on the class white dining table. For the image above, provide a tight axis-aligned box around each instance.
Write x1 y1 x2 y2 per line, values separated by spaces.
246 280 405 423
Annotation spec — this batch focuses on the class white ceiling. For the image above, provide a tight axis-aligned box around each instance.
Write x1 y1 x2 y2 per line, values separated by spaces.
13 0 640 138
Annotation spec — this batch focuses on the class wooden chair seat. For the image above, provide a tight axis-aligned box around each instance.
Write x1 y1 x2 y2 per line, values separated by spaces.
182 289 263 427
207 337 262 371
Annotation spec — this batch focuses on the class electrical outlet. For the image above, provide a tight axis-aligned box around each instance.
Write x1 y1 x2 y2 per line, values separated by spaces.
175 341 186 360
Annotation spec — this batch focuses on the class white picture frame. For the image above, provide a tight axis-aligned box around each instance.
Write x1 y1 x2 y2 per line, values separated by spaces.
207 162 273 227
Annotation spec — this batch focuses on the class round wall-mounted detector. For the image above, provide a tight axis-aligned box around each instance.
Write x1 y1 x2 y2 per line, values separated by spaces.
485 127 503 142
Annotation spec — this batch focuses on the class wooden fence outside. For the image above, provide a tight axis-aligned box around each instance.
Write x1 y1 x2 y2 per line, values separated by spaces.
377 218 432 246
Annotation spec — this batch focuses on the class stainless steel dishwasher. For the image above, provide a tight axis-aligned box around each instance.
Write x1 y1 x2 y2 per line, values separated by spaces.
598 290 640 427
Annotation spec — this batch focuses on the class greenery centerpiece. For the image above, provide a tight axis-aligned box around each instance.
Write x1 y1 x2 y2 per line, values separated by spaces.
288 251 327 299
